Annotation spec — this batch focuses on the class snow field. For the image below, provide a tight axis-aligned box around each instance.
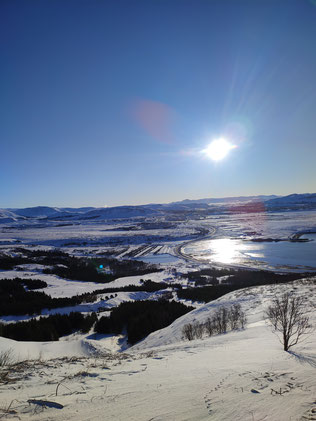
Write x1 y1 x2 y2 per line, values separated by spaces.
131 279 316 350
0 279 315 420
0 268 172 299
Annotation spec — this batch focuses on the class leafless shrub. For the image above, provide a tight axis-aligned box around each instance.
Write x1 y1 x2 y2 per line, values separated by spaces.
182 323 194 341
213 307 228 334
204 317 215 337
266 293 311 351
228 304 247 330
182 304 247 341
0 349 14 368
56 381 73 396
0 371 10 384
240 312 247 329
0 400 18 419
142 350 155 358
192 322 204 339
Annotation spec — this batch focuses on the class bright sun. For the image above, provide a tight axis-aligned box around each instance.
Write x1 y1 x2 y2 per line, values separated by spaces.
203 138 237 161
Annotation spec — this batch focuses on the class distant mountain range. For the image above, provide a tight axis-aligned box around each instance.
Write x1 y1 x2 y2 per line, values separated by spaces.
171 195 279 205
265 193 316 206
1 193 316 224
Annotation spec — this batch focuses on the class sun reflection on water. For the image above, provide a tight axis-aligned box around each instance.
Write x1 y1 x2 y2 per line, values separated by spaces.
193 238 265 265
208 238 243 264
185 236 316 271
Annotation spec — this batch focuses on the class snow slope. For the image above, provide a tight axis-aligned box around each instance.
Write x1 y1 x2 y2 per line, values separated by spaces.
9 206 70 218
82 206 159 219
0 269 170 299
131 279 315 350
0 279 315 420
265 193 316 209
0 209 26 224
173 195 279 205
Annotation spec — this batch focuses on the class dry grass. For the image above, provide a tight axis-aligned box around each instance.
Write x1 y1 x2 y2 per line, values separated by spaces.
0 349 14 368
0 400 19 419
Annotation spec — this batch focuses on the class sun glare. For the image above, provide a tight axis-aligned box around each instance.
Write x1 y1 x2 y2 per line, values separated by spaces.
203 138 237 161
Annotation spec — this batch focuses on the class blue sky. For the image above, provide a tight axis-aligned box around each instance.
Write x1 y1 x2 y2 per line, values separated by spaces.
1 0 316 207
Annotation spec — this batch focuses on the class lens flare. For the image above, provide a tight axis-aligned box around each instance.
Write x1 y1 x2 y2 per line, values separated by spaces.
203 138 237 161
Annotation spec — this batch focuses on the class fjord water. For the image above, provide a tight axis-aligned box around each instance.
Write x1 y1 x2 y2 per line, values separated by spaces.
183 233 316 272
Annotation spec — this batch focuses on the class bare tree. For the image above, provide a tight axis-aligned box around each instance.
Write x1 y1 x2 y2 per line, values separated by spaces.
228 303 247 330
228 304 239 330
204 317 215 337
266 293 310 351
182 323 194 341
192 322 204 339
213 307 228 334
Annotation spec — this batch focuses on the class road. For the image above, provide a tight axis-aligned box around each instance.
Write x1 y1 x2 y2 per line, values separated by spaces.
174 226 217 264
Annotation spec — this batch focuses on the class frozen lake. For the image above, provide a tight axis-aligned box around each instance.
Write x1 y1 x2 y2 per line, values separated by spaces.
182 233 316 272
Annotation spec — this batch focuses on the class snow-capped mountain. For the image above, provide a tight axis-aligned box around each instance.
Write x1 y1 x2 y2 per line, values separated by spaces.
1 193 316 225
265 193 316 209
81 206 159 219
9 206 70 218
172 195 279 206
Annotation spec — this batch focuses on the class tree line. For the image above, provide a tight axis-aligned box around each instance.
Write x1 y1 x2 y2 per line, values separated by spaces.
177 268 310 303
0 248 162 284
182 267 308 289
0 278 180 317
182 304 246 341
95 300 194 345
0 279 98 316
0 312 97 341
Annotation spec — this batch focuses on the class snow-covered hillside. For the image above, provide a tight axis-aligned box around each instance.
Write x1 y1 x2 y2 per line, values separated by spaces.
172 195 279 205
10 206 71 218
2 193 316 226
82 206 159 219
0 209 26 224
131 279 315 350
1 279 315 420
266 193 316 208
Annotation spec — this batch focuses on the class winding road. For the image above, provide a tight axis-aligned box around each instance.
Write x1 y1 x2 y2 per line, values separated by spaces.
174 226 217 264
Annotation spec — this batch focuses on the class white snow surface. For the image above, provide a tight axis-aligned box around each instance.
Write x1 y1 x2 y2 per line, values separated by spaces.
130 279 315 350
0 269 171 299
0 279 315 420
0 291 158 324
0 270 113 298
